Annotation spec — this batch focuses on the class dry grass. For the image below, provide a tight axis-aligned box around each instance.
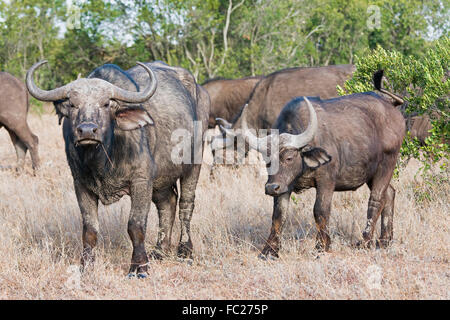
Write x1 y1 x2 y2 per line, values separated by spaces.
0 112 448 300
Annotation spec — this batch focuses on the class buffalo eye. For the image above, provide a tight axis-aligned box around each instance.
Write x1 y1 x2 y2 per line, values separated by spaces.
281 149 297 163
283 155 295 164
68 101 77 109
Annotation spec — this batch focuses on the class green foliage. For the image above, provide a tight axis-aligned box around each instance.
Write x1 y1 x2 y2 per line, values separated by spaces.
291 194 299 205
0 0 62 83
3 0 448 85
366 0 443 56
340 39 449 172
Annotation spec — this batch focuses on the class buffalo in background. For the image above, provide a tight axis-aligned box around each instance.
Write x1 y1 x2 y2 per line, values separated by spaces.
401 69 449 145
0 72 40 171
202 76 263 129
218 64 355 133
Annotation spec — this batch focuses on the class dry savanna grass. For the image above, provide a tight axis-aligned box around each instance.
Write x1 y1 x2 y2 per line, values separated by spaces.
0 110 448 299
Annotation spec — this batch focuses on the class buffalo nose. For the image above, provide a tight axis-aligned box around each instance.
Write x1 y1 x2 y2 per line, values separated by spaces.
77 123 98 138
265 183 281 195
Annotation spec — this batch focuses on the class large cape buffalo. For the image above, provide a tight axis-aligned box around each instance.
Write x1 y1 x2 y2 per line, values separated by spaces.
26 60 209 277
202 76 263 128
0 72 40 171
233 70 405 257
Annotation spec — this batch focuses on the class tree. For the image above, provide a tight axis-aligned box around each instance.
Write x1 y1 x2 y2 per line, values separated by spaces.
367 0 449 56
0 0 62 85
0 0 448 99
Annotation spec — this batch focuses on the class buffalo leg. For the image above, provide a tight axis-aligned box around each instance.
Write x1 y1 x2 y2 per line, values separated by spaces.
128 182 152 277
6 128 27 170
313 184 335 252
74 183 99 271
8 124 40 170
362 160 395 246
260 192 291 258
177 165 201 259
378 184 395 248
151 186 177 259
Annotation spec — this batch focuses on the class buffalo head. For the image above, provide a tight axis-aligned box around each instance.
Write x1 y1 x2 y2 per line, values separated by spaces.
26 60 157 146
238 97 331 196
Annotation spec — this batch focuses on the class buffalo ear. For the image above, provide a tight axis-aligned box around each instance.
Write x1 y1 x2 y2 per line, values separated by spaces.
301 146 332 169
115 108 154 131
53 100 70 125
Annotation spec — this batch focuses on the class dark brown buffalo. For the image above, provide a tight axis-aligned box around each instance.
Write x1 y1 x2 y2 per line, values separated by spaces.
232 70 405 257
26 61 209 278
219 64 355 133
202 76 263 128
0 72 40 171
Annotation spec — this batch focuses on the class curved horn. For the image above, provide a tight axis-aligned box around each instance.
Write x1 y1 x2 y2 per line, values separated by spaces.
26 60 69 101
111 62 157 103
281 97 318 149
216 116 237 150
240 104 270 154
219 124 235 138
216 117 232 129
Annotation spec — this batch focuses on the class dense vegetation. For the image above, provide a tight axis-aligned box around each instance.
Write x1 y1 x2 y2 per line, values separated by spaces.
339 39 449 171
1 0 448 83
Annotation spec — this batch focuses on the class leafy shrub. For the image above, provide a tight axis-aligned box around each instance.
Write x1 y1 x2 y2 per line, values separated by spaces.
338 38 449 173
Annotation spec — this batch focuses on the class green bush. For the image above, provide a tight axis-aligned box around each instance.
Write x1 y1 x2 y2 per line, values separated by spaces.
338 38 449 173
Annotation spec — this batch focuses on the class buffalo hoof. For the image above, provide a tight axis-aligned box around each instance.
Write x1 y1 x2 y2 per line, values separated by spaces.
314 251 328 260
355 239 374 249
127 272 148 279
354 240 364 249
375 239 391 249
31 167 40 176
177 242 193 260
176 257 194 266
259 244 280 261
15 162 25 173
137 273 148 279
258 251 279 261
314 241 331 253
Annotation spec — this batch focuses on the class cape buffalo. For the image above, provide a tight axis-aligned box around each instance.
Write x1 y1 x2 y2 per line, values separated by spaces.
202 76 263 128
233 70 405 257
26 60 209 277
218 64 355 132
0 72 40 171
408 115 433 145
213 65 355 159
